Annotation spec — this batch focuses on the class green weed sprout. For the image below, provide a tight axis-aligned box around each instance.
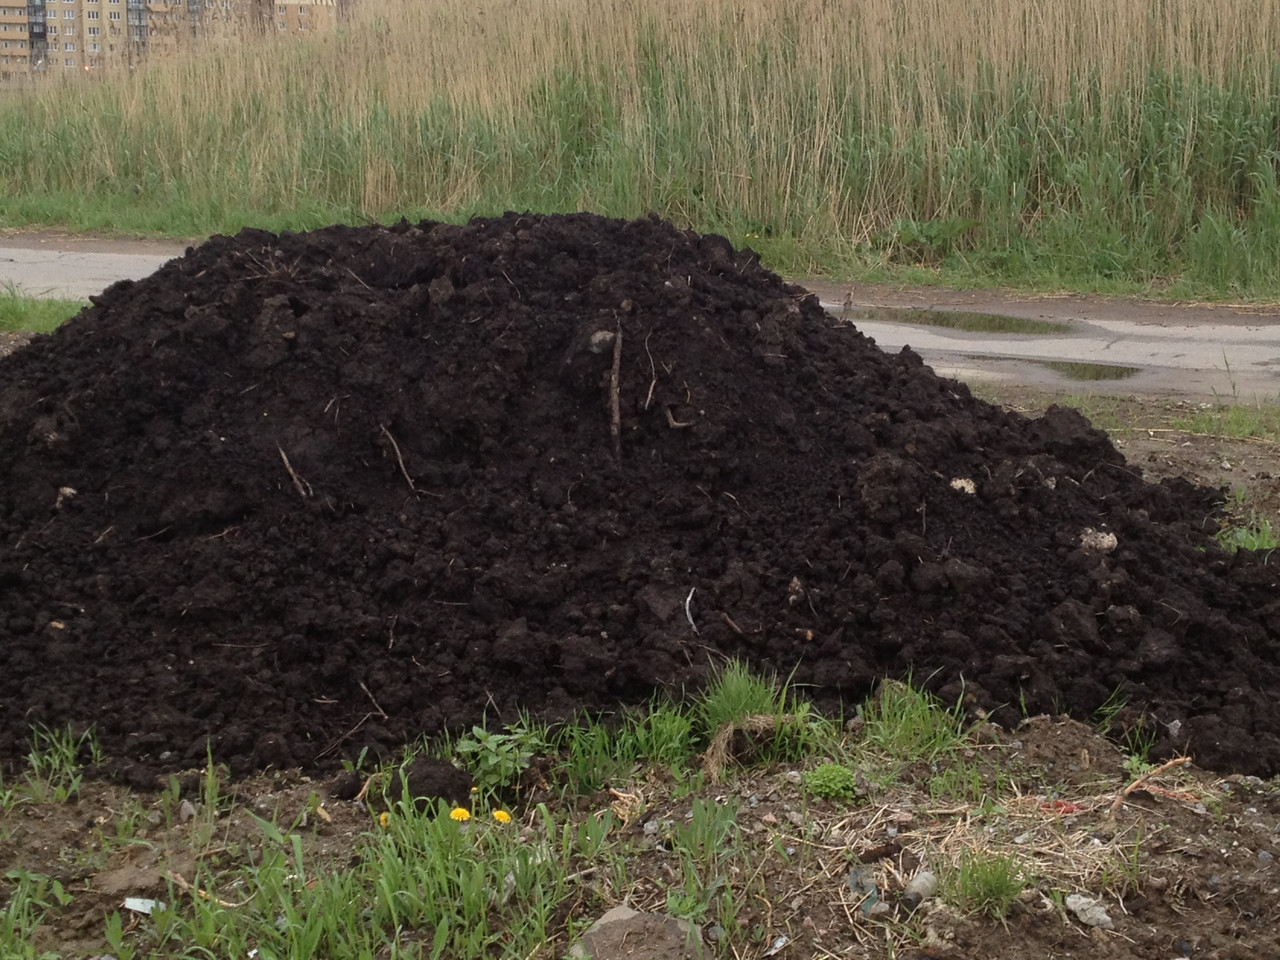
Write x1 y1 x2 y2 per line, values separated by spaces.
803 763 859 803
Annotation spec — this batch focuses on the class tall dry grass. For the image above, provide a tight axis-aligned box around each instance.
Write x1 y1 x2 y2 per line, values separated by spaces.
3 0 1280 288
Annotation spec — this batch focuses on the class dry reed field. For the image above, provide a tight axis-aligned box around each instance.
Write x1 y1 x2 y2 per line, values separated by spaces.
4 0 1280 285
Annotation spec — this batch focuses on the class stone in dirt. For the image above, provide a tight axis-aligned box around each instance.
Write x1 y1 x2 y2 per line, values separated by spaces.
1066 893 1115 929
566 905 704 960
0 212 1278 783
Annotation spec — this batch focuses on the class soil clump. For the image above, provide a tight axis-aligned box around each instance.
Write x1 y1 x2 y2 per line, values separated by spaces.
1 212 1277 783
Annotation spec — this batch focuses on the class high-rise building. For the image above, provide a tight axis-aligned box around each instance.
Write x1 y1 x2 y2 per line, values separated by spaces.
0 0 338 79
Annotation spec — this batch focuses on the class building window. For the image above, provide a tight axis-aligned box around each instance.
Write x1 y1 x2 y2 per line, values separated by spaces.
63 56 71 64
63 9 73 17
63 25 73 34
88 40 97 50
87 10 98 18
88 25 97 34
108 10 118 18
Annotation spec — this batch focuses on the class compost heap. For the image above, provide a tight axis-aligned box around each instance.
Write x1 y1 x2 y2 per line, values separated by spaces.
1 213 1277 786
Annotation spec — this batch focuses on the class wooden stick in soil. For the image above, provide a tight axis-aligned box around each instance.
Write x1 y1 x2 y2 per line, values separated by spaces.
277 445 312 498
1109 756 1193 814
609 321 623 462
643 329 657 411
379 423 416 493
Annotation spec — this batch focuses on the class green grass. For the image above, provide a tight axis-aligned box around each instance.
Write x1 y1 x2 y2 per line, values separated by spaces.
697 659 795 735
1173 401 1280 442
943 849 1027 920
20 724 100 805
1216 512 1279 554
860 679 972 763
0 283 85 334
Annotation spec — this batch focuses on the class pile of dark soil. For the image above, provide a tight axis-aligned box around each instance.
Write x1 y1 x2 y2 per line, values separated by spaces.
1 213 1277 784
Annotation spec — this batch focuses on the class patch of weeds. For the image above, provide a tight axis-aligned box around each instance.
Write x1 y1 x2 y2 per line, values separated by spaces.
1216 511 1277 554
943 848 1027 920
663 798 742 925
1121 718 1157 777
0 770 19 813
668 797 740 864
455 721 544 799
340 744 370 775
928 759 989 803
1092 687 1128 739
861 679 971 762
1 868 73 960
698 661 832 771
1099 825 1147 896
551 719 631 796
23 724 99 803
804 762 859 803
698 660 788 734
629 702 697 767
1172 398 1280 442
0 281 84 334
370 799 571 955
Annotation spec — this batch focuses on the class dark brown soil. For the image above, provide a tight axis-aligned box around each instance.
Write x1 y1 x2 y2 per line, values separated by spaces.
1 212 1277 785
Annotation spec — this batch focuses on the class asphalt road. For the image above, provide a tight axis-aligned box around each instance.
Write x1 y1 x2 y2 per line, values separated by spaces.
2 232 1277 401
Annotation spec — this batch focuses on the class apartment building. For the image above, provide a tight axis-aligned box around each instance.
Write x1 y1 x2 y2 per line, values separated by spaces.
0 3 39 80
0 0 337 79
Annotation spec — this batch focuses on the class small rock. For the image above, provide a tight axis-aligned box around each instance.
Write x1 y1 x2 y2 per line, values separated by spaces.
1259 850 1274 863
785 810 804 826
178 799 197 823
567 905 704 959
784 770 803 784
901 870 938 911
1066 893 1114 929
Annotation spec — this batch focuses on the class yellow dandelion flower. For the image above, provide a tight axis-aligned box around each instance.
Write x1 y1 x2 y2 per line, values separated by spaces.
378 811 390 828
492 809 512 824
449 807 471 822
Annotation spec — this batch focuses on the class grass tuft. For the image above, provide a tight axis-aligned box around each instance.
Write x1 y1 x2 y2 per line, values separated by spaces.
943 849 1028 920
861 679 971 762
0 282 85 334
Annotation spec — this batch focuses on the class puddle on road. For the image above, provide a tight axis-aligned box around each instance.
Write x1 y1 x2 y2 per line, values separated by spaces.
965 356 1142 381
847 306 1071 335
1035 360 1141 381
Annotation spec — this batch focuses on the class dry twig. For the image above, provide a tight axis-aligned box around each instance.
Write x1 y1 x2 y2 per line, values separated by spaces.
1110 756 1193 814
379 424 417 493
609 321 623 461
277 445 312 499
